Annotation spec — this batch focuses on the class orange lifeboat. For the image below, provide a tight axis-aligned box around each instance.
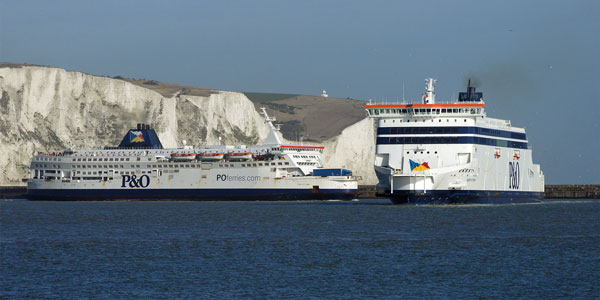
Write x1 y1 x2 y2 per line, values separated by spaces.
225 152 253 161
170 152 197 161
199 152 225 161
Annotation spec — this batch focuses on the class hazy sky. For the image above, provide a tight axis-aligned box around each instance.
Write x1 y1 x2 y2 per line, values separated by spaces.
1 0 598 184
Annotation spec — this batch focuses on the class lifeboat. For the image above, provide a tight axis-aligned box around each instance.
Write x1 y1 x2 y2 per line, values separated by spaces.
199 152 225 161
225 152 253 161
170 152 197 161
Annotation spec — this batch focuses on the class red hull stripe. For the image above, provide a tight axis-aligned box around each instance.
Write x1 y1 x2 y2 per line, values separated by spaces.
281 145 325 149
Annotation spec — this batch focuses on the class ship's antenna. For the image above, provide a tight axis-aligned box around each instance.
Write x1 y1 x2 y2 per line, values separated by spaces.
423 78 437 104
402 82 405 102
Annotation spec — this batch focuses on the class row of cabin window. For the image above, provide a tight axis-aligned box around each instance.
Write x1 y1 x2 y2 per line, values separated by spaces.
407 151 438 154
384 119 469 123
38 157 62 161
293 155 318 159
46 161 292 170
75 157 132 162
376 136 528 149
377 126 527 140
287 149 323 153
73 170 155 175
221 162 290 168
370 108 482 115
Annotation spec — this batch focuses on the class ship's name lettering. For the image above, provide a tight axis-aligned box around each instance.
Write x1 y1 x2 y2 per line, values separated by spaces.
216 174 261 182
508 162 520 189
121 174 150 188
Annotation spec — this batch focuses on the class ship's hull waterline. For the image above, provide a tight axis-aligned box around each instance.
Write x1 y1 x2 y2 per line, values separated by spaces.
384 190 543 205
27 188 358 201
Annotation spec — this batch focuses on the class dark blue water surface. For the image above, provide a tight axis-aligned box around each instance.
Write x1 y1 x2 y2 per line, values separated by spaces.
1 199 599 299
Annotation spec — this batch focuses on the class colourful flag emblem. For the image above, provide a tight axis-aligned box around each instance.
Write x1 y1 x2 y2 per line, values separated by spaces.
130 131 145 143
410 159 430 171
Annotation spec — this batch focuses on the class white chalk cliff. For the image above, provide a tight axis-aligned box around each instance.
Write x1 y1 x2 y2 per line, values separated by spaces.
0 65 376 186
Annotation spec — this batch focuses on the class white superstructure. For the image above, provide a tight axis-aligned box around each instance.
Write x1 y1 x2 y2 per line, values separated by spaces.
27 109 358 200
366 78 544 204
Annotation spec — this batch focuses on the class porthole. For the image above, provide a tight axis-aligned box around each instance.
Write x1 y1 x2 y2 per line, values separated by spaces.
464 119 467 122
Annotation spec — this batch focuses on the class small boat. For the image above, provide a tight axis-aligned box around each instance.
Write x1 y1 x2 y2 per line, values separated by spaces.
225 152 253 161
199 152 225 161
252 153 275 161
155 155 169 162
170 152 197 161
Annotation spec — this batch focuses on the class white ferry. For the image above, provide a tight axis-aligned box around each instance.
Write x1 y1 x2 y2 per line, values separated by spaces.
27 109 358 200
366 78 544 204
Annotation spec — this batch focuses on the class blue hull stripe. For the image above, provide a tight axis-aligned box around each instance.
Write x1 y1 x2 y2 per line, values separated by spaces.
376 136 528 149
27 188 359 201
387 190 544 204
377 126 527 140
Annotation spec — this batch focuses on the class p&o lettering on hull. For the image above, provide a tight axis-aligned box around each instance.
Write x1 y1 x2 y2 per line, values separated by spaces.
508 162 520 189
121 175 150 188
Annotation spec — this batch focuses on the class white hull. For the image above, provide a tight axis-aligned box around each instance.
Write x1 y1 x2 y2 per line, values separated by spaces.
27 109 359 200
366 78 544 204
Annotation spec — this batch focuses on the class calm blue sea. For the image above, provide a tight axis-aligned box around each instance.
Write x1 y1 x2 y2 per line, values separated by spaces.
1 198 599 299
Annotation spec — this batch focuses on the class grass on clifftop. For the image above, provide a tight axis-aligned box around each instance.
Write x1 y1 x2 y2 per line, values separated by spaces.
243 92 300 103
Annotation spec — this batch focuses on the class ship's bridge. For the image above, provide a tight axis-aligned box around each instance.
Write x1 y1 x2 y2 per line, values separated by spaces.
365 103 486 118
366 78 486 118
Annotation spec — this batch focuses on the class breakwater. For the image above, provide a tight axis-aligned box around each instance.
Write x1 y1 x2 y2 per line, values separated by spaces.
0 186 26 199
544 184 599 199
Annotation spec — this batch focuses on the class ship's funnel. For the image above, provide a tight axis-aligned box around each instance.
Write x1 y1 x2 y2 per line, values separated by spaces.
117 124 163 149
458 79 483 102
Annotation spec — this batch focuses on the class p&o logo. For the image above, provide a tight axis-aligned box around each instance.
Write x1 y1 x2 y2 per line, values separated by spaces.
508 162 520 189
121 174 150 188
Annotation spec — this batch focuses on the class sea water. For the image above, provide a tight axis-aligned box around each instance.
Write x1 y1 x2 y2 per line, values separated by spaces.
1 199 598 299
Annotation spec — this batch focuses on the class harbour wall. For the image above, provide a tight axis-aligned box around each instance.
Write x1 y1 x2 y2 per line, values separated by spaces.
543 184 600 199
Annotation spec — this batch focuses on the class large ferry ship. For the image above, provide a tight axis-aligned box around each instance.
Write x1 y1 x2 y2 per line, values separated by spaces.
366 78 544 204
27 109 358 200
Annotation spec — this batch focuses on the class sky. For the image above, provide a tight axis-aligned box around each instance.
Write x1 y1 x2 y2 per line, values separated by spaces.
1 0 598 184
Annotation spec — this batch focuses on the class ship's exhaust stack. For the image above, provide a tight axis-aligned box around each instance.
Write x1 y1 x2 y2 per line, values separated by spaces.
458 79 483 102
116 123 163 149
